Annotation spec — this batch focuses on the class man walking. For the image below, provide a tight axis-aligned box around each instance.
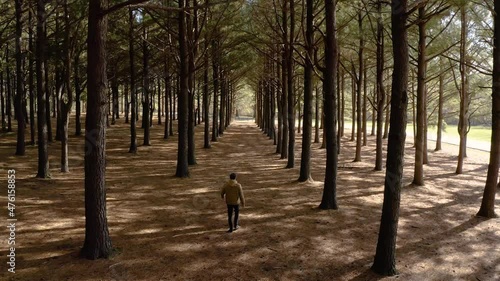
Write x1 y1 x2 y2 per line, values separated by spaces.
221 173 245 233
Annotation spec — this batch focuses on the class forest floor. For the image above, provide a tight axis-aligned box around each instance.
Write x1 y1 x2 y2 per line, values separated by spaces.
0 116 499 281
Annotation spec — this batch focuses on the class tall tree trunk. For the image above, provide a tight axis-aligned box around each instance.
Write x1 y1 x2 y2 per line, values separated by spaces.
477 0 499 218
128 8 137 153
219 69 226 135
341 69 345 137
363 60 367 146
111 74 118 125
28 4 35 145
456 6 469 174
6 47 12 133
15 0 26 155
187 0 198 165
164 58 170 139
354 8 364 162
36 0 50 178
276 49 283 153
1 73 5 131
142 28 150 146
372 0 408 275
375 0 385 171
383 90 390 139
203 38 210 148
351 77 355 141
211 39 219 142
44 38 53 143
176 0 190 177
299 0 314 182
125 82 129 124
60 0 73 173
315 84 320 143
75 52 82 136
81 0 112 259
319 0 338 210
158 79 162 125
281 15 289 159
413 6 427 186
435 60 443 151
286 0 296 169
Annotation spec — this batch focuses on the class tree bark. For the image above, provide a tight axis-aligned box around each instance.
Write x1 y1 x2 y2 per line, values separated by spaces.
15 0 26 156
286 0 295 169
128 8 138 153
81 0 112 259
319 0 338 210
36 0 50 178
211 39 219 142
299 0 314 182
354 7 363 162
413 6 426 186
176 0 190 177
374 0 385 171
60 0 73 173
142 28 150 146
28 3 35 145
371 0 408 275
456 6 469 175
477 0 499 218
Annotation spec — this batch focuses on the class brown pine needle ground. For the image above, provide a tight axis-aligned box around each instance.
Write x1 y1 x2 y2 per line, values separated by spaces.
0 117 498 281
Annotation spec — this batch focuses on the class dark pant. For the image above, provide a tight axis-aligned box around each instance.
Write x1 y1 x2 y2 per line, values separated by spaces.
227 204 239 230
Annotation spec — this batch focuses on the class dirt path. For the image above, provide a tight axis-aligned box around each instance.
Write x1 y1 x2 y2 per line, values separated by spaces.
0 119 499 281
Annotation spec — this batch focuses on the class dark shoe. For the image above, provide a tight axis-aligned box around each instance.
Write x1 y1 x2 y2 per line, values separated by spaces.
227 229 233 233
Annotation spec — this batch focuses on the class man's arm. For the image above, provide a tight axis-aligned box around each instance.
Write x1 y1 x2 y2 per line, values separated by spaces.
220 185 225 199
239 185 245 207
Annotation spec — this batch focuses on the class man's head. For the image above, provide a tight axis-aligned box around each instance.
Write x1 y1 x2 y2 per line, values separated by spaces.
230 173 237 180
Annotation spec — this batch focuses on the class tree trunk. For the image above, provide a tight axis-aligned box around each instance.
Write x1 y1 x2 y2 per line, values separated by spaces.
371 0 408 275
413 6 426 186
351 77 355 141
354 7 363 162
28 4 35 145
363 60 367 146
281 10 289 159
1 72 5 131
36 0 50 178
6 47 12 133
203 38 210 148
81 0 112 260
456 6 469 175
44 40 53 143
299 0 314 182
164 58 170 139
435 61 443 151
142 28 151 146
128 8 137 153
60 0 73 173
211 39 219 142
319 0 338 210
111 74 118 125
157 79 162 125
75 52 82 136
315 85 320 143
286 0 296 169
375 0 385 171
176 0 190 178
477 0 499 218
15 0 26 155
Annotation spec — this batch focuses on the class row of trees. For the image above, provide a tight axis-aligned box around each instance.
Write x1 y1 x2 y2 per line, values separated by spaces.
0 0 497 276
249 0 498 275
